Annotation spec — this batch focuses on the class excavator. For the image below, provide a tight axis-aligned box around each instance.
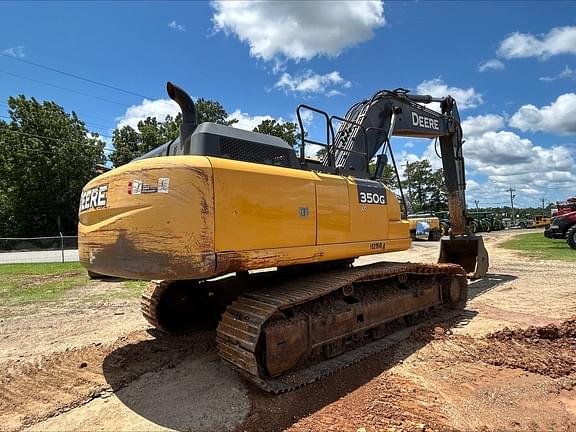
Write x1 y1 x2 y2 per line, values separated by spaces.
78 82 488 392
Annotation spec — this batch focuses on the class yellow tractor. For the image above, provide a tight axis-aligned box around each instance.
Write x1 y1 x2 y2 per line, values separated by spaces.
530 215 551 228
78 83 488 392
407 213 442 241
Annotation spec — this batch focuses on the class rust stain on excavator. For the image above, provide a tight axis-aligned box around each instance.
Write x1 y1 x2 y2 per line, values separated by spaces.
199 196 210 217
86 229 215 280
216 250 325 274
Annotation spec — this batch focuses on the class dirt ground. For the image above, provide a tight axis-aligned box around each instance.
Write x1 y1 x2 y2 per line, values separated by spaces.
1 229 576 432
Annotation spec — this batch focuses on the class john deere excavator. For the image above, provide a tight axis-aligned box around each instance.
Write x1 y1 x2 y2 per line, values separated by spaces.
78 82 488 392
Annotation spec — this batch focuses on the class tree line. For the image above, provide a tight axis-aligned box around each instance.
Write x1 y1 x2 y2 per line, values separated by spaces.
0 95 299 237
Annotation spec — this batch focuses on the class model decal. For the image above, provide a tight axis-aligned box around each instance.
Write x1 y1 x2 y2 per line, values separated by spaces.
356 179 387 205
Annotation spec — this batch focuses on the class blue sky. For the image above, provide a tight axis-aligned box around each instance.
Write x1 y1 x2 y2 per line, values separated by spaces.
1 1 575 208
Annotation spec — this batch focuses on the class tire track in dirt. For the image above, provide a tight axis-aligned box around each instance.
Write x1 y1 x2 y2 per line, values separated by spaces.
0 330 215 432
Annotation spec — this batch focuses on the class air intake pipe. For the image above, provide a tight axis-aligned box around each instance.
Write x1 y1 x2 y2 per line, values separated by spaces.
166 81 197 154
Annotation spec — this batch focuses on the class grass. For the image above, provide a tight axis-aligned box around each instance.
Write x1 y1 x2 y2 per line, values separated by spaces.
122 279 148 293
500 232 576 262
0 262 148 307
0 262 87 305
0 262 84 275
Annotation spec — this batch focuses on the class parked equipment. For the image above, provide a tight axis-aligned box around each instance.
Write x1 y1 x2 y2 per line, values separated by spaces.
530 215 551 229
78 83 488 392
545 198 576 245
407 213 442 241
469 211 504 232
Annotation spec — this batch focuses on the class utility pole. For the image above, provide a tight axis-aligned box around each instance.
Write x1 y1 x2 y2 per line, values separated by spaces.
507 188 516 225
474 199 480 212
542 198 545 212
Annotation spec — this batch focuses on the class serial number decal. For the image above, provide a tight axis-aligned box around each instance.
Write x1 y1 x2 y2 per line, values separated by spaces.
79 184 108 212
370 241 384 250
356 179 387 206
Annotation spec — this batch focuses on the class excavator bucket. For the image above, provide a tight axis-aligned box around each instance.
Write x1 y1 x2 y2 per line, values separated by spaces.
438 236 489 279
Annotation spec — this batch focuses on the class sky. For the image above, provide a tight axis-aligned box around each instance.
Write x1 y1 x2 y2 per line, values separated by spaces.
1 1 575 208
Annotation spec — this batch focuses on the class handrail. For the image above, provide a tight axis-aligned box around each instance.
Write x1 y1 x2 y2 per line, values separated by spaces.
296 104 332 165
365 126 408 219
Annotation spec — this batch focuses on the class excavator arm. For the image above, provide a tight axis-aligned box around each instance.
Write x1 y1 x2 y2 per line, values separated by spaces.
309 89 488 278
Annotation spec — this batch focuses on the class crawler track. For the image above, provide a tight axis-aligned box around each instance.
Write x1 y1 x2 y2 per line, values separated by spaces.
141 280 169 332
216 262 466 393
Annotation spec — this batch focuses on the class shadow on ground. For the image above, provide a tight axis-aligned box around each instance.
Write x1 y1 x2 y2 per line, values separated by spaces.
102 309 474 431
467 273 517 300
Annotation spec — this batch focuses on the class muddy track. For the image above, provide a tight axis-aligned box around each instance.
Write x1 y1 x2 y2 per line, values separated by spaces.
0 330 215 432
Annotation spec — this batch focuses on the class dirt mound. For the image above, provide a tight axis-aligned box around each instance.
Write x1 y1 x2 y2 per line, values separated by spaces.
467 317 576 378
488 317 576 341
410 325 454 342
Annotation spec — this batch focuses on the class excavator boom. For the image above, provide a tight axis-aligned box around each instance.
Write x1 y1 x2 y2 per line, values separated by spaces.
302 88 489 278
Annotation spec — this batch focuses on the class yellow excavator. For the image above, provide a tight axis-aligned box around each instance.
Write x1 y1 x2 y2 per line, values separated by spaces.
78 82 488 392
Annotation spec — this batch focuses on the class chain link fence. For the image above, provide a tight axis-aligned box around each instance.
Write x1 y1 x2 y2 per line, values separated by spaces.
0 236 79 264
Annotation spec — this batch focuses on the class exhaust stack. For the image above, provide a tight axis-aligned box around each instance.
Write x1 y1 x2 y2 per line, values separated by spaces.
166 81 197 153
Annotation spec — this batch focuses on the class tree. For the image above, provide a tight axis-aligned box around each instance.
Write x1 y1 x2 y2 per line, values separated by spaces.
428 168 448 212
196 98 237 126
252 119 299 148
402 160 432 212
0 96 105 236
110 98 237 167
369 161 397 188
109 124 141 167
110 114 180 167
400 159 447 213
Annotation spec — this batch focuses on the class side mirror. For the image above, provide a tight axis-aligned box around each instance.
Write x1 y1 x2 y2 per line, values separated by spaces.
373 154 388 179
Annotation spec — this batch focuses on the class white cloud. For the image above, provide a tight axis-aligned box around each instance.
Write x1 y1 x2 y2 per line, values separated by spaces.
87 132 112 148
478 59 505 72
539 65 576 82
463 130 576 203
116 99 180 130
465 131 535 166
212 1 384 62
497 26 576 60
462 114 505 138
168 20 186 32
416 78 483 109
509 93 576 135
294 109 314 127
275 70 352 96
117 99 287 139
227 109 278 131
391 124 576 205
2 46 25 58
